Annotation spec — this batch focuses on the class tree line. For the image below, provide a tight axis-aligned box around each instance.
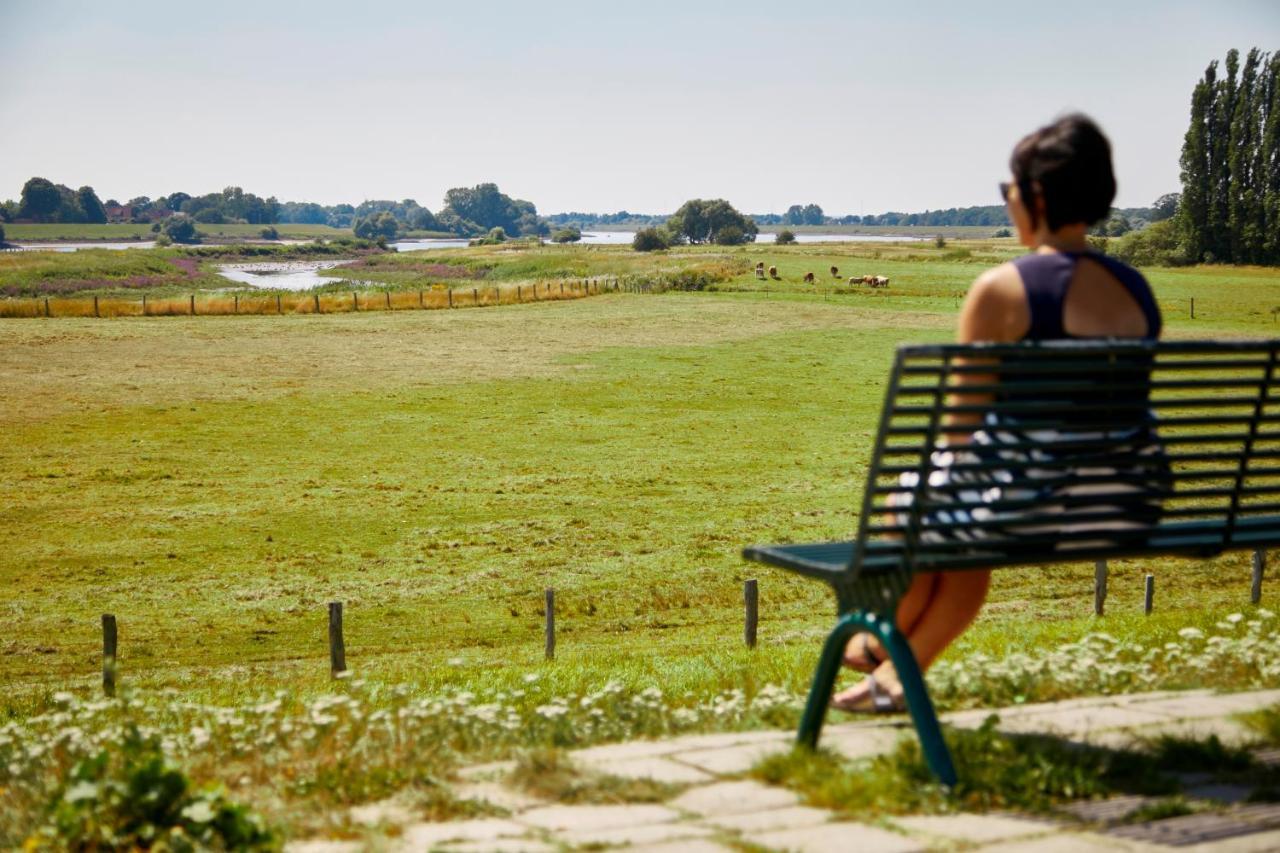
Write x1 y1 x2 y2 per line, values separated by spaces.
1177 48 1280 265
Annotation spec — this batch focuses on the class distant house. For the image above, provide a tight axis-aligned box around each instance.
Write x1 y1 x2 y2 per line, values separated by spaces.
104 204 133 222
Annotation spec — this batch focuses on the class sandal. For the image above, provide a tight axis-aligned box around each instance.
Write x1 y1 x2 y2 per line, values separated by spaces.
842 634 886 673
829 674 907 714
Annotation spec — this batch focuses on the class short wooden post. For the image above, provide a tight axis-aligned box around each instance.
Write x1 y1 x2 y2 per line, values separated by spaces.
544 588 555 660
1144 574 1154 615
418 289 424 308
744 579 759 648
517 285 522 302
353 291 358 311
102 614 117 697
1190 297 1195 319
189 294 196 315
1094 560 1108 616
385 291 391 310
560 281 564 296
142 294 147 315
276 294 282 314
314 292 321 313
44 297 51 317
448 289 453 308
234 294 239 314
473 287 479 305
1252 549 1266 604
328 601 346 675
93 295 99 317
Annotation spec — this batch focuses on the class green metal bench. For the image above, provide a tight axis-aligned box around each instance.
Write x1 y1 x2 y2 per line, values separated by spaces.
743 339 1280 785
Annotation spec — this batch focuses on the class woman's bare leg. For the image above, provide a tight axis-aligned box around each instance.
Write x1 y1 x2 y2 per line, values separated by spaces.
833 570 992 707
843 571 940 669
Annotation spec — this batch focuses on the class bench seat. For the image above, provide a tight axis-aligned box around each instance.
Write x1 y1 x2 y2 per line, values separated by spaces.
744 515 1280 580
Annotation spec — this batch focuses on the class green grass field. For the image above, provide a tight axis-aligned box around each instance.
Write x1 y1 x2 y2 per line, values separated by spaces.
3 245 1280 709
5 243 1280 841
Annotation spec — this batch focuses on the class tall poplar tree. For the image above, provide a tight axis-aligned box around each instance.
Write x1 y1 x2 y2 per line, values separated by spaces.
1178 61 1215 263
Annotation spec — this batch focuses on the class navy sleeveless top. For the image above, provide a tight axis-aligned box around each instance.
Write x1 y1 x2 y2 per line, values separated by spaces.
1011 250 1161 341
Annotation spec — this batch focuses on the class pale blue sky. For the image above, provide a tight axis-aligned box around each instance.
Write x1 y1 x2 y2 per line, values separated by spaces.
2 1 1277 215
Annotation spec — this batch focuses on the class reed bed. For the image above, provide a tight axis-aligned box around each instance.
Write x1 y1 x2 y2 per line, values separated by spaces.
0 278 616 320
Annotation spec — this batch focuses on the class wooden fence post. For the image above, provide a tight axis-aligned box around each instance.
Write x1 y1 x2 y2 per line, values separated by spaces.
102 614 117 697
142 294 147 315
189 294 196 315
234 294 238 314
1094 560 1108 616
544 588 555 660
93 295 99 318
1190 297 1195 319
1144 574 1154 615
448 289 453 308
352 291 358 311
328 602 346 675
1252 549 1266 604
560 281 564 296
385 291 391 310
276 294 282 314
314 292 321 313
45 297 51 317
419 289 424 308
744 579 759 648
517 285 522 302
473 287 479 305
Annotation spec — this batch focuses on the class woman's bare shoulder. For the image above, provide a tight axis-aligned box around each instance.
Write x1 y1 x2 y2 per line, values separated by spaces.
960 262 1029 342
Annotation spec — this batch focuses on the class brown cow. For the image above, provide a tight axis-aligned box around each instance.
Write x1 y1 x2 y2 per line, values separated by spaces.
769 266 779 280
861 275 875 284
755 263 766 280
803 272 815 284
830 265 840 278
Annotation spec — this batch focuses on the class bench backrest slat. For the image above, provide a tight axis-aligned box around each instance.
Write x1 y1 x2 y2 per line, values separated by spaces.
849 339 1280 581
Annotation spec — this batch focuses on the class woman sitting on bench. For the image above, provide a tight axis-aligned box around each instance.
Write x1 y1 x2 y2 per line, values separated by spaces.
833 113 1164 713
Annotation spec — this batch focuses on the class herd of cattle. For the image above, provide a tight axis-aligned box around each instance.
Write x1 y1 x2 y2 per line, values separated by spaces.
754 262 889 288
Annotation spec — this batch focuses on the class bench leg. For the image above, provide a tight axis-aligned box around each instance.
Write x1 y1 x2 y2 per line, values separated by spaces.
795 610 958 788
796 611 866 750
873 617 958 787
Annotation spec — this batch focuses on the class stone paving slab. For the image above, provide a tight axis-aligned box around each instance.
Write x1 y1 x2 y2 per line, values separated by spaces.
821 726 909 761
1108 806 1280 846
559 821 716 847
436 840 556 853
284 842 362 853
669 780 799 817
578 754 716 784
516 803 681 832
452 780 547 812
1058 794 1161 826
670 740 791 775
893 813 1055 843
700 804 834 834
1136 689 1280 719
1088 716 1258 751
1179 828 1280 852
751 821 924 853
400 818 529 849
980 831 1156 851
988 704 1176 739
630 841 736 853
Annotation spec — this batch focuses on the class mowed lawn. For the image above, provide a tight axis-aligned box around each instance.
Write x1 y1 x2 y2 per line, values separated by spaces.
2 278 1279 714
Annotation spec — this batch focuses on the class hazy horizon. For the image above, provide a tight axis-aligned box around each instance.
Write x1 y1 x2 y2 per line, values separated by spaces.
2 1 1278 216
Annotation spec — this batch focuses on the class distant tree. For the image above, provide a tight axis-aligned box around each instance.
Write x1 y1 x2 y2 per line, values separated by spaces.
353 212 399 240
783 205 805 226
713 225 747 245
164 192 192 212
552 226 582 243
632 227 669 252
666 199 757 245
19 177 62 221
0 222 5 244
260 225 279 239
75 187 107 224
801 203 824 225
406 206 439 231
776 229 797 245
441 183 544 236
993 227 1013 238
160 215 198 243
193 208 225 224
934 234 947 248
1103 214 1133 237
1151 193 1181 221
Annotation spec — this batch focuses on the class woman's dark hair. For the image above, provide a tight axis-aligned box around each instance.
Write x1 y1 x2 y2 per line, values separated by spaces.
1010 113 1116 231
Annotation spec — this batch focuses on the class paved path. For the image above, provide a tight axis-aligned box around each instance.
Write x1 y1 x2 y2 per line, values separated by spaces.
290 688 1280 852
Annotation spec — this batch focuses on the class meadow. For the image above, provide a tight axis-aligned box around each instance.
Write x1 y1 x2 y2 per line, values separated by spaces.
4 240 1280 841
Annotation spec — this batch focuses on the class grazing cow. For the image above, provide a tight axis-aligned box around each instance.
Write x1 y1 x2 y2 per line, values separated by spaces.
862 275 875 284
872 275 890 288
803 272 815 284
848 276 860 285
769 266 779 280
755 265 766 280
830 265 840 278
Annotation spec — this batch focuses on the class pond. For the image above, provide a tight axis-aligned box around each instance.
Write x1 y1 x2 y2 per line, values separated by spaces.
215 261 351 291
